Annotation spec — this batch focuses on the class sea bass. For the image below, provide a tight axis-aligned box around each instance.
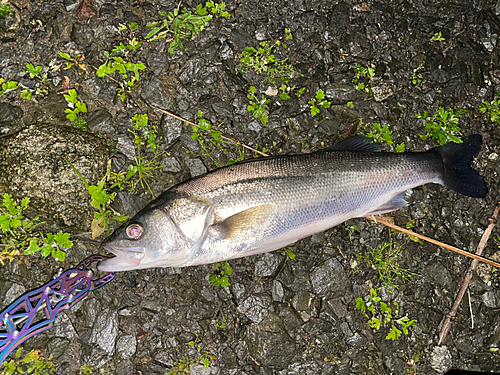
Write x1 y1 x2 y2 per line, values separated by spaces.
98 135 487 272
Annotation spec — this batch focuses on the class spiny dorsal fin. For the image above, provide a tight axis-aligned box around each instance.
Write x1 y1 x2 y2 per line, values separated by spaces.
325 135 383 152
217 204 275 240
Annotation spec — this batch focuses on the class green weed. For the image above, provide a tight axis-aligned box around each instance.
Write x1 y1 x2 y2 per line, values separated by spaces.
357 119 405 152
346 224 358 242
188 110 231 166
236 39 300 97
1 349 55 375
0 194 72 263
356 288 416 340
356 240 420 290
215 316 226 329
406 351 420 375
0 3 12 15
106 114 163 198
347 101 354 109
58 51 87 71
146 2 229 54
308 89 331 116
63 89 88 131
79 364 94 375
96 24 146 101
168 336 216 375
0 78 18 97
209 261 232 287
352 62 376 92
65 159 127 239
247 86 270 125
415 107 467 145
479 92 500 125
430 32 445 42
410 61 426 86
323 354 341 364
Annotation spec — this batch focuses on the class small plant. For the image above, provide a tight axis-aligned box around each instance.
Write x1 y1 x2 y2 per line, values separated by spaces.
357 119 405 152
406 351 420 375
106 114 164 198
79 364 94 375
356 240 420 290
346 224 358 242
479 92 500 125
1 349 56 375
247 86 270 125
168 336 216 374
65 159 127 239
308 89 331 116
356 288 416 340
58 51 86 71
236 40 301 97
352 62 376 92
0 78 18 97
347 101 354 109
430 32 445 42
63 88 88 131
410 61 426 86
215 316 226 329
284 247 296 260
146 2 229 54
188 110 231 166
24 63 45 80
0 3 12 15
296 87 306 98
404 220 423 244
323 354 341 364
0 194 72 263
209 261 232 287
415 107 467 145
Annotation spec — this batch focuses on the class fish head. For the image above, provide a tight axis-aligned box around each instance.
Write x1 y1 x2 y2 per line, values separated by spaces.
98 193 213 272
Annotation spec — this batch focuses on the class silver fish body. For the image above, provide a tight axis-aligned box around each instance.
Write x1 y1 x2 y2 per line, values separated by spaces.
98 135 487 272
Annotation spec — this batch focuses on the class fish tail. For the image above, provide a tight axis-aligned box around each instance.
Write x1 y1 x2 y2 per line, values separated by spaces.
432 134 487 198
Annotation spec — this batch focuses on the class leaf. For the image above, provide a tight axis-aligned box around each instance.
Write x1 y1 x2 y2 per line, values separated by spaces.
315 89 325 101
58 51 71 60
91 217 106 239
386 325 402 340
356 297 366 312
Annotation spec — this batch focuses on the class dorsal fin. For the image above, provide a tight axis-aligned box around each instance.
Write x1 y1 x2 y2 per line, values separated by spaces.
325 135 383 152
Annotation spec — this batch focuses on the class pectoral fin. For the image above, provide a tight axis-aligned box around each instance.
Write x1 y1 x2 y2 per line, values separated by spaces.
217 204 275 240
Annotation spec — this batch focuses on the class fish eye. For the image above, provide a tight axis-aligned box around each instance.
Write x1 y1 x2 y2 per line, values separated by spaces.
126 223 143 239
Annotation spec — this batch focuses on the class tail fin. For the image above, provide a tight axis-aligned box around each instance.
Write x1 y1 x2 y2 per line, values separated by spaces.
433 135 487 198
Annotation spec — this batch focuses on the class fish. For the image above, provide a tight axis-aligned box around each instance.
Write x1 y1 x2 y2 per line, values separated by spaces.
98 135 487 272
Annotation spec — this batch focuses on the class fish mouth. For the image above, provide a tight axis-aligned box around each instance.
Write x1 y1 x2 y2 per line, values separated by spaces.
98 243 146 272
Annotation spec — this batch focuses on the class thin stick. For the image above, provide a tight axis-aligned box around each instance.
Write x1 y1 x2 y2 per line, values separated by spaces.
149 105 269 157
468 289 474 329
437 202 500 345
364 215 500 268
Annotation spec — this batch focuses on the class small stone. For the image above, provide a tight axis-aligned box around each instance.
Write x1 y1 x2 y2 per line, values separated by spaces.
237 295 271 323
117 135 136 160
141 77 173 109
163 156 182 173
481 291 498 308
430 346 452 373
3 284 26 305
89 309 119 355
116 334 137 359
370 77 396 102
115 359 134 375
186 158 207 178
272 280 284 302
254 253 282 278
310 258 348 297
87 109 114 134
63 0 79 11
265 86 278 96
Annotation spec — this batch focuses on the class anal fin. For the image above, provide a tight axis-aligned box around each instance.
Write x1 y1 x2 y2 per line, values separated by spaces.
365 192 408 216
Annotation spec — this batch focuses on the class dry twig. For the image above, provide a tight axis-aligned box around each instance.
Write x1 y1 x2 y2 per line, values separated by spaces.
437 202 500 345
364 215 500 268
149 105 269 157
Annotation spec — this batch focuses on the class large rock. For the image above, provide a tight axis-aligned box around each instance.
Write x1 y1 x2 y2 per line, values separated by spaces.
0 123 114 230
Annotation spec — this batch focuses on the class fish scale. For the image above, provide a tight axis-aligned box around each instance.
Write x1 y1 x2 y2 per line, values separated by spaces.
98 135 487 272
